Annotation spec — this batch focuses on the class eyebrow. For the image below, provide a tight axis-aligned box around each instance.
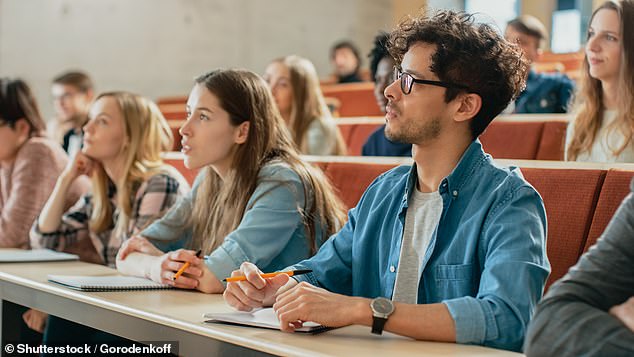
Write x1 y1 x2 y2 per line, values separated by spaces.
403 68 431 80
589 27 620 35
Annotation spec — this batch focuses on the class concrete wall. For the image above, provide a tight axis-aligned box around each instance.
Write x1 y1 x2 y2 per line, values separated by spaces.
0 0 392 119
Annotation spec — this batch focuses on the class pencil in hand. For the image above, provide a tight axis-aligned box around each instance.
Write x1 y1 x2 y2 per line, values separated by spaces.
223 269 312 282
173 249 202 281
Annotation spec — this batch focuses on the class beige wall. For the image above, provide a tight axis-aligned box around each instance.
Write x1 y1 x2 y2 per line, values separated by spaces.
392 0 426 25
0 0 393 119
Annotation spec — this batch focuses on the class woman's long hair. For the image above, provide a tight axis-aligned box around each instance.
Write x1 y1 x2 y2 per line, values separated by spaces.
273 56 346 155
90 92 173 237
567 0 634 160
190 69 346 254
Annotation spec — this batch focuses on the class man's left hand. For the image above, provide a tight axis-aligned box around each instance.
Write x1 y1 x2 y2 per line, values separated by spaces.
272 282 371 332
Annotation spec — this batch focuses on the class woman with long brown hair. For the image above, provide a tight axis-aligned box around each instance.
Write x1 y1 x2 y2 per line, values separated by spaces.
117 69 346 293
264 55 346 155
566 0 634 162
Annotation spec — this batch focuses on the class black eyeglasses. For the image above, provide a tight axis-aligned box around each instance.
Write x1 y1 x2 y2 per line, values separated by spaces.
394 68 468 95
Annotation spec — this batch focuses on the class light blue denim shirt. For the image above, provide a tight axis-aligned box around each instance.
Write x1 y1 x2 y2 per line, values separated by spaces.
290 140 550 352
141 161 320 283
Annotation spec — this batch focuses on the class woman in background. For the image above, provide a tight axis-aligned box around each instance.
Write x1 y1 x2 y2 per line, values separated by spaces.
566 0 634 162
116 69 346 293
264 55 346 155
0 78 89 339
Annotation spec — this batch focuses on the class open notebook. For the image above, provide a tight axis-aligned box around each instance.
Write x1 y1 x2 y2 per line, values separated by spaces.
0 249 79 263
48 275 172 292
204 308 328 333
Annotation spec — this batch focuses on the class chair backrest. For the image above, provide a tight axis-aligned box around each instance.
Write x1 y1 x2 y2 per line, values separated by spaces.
321 82 382 117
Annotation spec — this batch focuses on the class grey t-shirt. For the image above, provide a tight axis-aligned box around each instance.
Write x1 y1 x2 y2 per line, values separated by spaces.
392 189 442 304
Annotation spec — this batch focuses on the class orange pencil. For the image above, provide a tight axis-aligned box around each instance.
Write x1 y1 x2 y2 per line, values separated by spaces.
223 269 312 282
173 249 202 280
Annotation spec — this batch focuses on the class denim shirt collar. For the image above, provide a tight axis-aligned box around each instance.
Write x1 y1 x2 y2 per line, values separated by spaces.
402 139 487 207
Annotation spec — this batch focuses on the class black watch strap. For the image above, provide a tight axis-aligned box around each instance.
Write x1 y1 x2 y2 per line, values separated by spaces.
371 316 388 335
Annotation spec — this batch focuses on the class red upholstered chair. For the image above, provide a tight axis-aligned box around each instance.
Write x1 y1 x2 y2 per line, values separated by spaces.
321 83 382 117
323 162 399 209
584 169 634 252
480 121 544 159
536 121 568 160
346 123 383 156
337 124 355 152
164 157 198 186
521 168 606 291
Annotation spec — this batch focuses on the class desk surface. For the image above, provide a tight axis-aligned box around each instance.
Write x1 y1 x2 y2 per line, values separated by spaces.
0 259 522 357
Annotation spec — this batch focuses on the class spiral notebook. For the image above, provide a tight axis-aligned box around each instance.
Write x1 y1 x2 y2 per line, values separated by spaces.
0 249 79 263
48 275 172 291
204 308 329 333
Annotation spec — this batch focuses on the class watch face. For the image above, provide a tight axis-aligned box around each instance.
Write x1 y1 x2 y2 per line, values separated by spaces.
372 297 394 314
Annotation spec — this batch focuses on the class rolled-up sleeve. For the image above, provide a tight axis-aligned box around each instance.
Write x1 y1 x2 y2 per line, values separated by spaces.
443 185 549 351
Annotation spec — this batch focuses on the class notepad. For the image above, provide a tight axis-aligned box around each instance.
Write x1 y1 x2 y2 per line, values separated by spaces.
204 308 328 333
48 275 172 291
0 249 79 263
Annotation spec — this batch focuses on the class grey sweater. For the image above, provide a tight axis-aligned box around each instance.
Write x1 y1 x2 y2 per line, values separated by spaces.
524 179 634 356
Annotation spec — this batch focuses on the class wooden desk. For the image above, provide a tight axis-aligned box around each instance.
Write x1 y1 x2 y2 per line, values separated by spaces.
0 260 522 356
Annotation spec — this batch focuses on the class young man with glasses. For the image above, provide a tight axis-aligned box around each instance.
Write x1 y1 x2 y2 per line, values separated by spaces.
224 10 549 352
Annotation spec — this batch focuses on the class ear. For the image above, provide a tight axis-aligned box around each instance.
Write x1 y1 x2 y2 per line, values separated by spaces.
14 118 31 140
453 93 482 123
536 48 543 61
234 121 250 144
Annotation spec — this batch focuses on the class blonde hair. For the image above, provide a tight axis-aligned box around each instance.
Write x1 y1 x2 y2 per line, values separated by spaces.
272 56 346 155
567 0 634 160
90 92 173 237
190 69 346 255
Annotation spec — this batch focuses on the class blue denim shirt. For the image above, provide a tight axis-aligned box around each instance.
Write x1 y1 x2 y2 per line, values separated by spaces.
142 161 320 284
291 140 550 351
514 70 575 114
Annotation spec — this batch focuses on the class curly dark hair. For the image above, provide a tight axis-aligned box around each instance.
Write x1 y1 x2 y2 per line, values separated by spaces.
388 10 529 139
368 31 391 81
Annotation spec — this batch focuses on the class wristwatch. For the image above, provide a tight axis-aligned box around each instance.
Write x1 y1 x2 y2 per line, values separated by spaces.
370 297 395 335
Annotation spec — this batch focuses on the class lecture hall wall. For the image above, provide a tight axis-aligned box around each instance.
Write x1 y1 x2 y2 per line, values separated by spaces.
0 0 397 120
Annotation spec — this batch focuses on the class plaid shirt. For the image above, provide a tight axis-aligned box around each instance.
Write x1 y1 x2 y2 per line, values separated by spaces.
30 172 188 267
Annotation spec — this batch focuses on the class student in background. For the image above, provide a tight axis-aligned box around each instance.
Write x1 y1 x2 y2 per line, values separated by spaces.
566 0 634 162
224 11 548 352
264 55 346 155
1 78 89 248
362 31 412 157
524 177 634 356
50 71 94 157
30 91 188 344
31 91 188 266
0 78 90 340
116 69 346 294
505 15 575 114
330 40 364 83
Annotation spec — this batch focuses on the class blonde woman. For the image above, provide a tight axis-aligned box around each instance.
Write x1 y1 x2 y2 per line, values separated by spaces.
566 0 634 162
116 69 346 293
31 92 189 265
264 55 346 155
30 91 189 344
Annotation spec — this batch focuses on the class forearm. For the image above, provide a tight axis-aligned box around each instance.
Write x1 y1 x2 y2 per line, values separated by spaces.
37 175 74 232
525 298 634 356
349 301 456 342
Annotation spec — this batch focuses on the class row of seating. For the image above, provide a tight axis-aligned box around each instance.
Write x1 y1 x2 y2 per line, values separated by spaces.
162 152 634 291
165 114 570 160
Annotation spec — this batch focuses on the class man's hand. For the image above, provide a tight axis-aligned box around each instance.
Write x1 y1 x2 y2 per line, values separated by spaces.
610 296 634 332
273 281 370 332
223 262 296 311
